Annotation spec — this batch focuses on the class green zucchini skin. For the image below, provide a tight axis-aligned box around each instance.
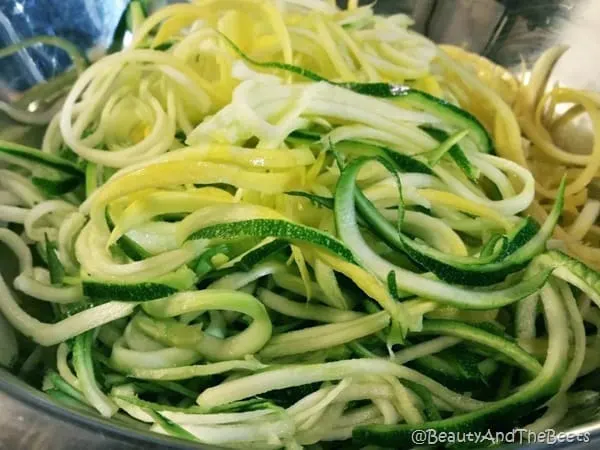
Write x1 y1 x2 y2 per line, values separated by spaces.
355 186 516 286
105 209 152 261
402 380 442 421
288 137 555 286
186 218 356 263
82 281 178 301
354 175 564 286
353 276 571 448
285 190 335 210
415 320 541 377
82 266 197 301
220 33 493 154
0 140 85 196
339 83 493 154
235 239 289 271
385 150 434 175
45 235 65 285
406 353 487 392
287 130 433 175
404 319 536 394
499 218 540 258
420 125 480 181
535 250 600 302
335 155 551 308
190 244 232 278
356 338 562 447
352 394 553 449
149 411 200 443
32 176 84 196
0 140 84 176
198 239 290 282
336 139 434 175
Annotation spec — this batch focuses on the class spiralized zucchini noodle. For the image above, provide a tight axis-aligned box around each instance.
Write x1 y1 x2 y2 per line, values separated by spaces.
1 1 600 448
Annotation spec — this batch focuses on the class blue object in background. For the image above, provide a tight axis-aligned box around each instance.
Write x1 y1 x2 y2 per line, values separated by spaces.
0 0 129 91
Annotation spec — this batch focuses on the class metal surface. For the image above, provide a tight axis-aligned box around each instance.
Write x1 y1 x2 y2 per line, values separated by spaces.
2 0 600 449
0 371 203 450
0 389 149 450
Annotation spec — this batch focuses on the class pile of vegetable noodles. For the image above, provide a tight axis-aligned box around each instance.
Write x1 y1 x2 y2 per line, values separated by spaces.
443 45 600 270
2 0 600 448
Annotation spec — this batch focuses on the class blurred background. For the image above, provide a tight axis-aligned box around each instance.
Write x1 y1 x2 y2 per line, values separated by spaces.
1 0 599 94
0 0 598 149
